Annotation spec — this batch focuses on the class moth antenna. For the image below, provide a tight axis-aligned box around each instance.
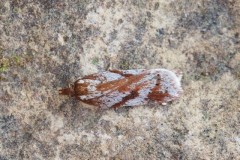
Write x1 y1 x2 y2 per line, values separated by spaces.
59 84 74 97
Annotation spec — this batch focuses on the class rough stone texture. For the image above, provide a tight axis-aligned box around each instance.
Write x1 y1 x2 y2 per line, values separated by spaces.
0 0 239 159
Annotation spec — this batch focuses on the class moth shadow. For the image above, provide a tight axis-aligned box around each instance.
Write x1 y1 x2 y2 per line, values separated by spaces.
58 99 106 129
114 105 133 114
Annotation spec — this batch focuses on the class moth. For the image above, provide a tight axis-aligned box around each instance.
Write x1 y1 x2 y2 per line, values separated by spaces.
59 69 183 109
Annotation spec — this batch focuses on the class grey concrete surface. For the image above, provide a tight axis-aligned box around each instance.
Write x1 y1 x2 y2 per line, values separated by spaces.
0 0 239 159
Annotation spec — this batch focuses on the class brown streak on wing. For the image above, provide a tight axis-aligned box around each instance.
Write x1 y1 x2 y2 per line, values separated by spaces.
111 91 139 109
109 69 134 77
96 73 147 93
147 86 170 102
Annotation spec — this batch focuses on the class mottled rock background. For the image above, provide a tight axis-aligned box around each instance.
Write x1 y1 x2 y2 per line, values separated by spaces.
0 0 239 159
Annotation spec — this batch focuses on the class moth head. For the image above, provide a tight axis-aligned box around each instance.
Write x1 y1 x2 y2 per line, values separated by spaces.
59 83 75 97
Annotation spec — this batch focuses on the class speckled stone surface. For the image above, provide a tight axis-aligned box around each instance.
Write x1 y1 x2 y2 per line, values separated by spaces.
0 0 239 159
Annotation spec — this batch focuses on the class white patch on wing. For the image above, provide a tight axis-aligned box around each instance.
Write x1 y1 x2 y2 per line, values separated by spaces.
84 79 101 84
101 72 123 81
77 80 85 84
124 91 147 106
100 91 130 108
79 92 102 100
122 69 146 75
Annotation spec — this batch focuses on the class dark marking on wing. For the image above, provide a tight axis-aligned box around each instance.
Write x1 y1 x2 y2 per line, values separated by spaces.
147 86 170 102
111 90 139 109
109 69 135 77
